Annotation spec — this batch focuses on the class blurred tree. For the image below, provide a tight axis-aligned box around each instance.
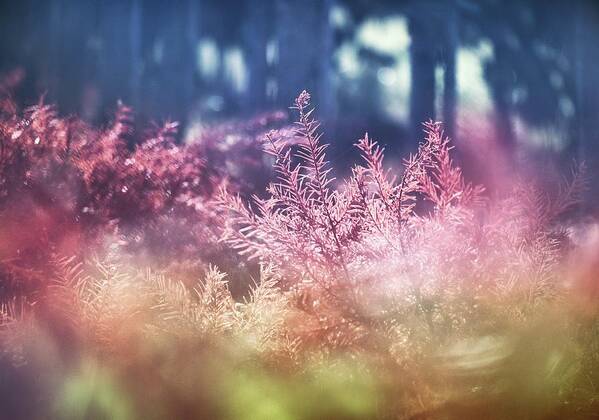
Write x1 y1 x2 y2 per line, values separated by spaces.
406 0 457 143
275 0 334 117
460 0 593 156
484 44 516 149
242 0 272 110
407 0 436 140
97 0 141 120
573 1 599 167
0 0 597 163
141 0 199 124
45 0 96 116
440 0 458 141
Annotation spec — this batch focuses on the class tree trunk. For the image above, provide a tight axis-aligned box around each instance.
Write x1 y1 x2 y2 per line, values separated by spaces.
574 1 599 209
486 46 515 151
441 1 458 142
242 0 271 111
141 0 199 124
129 0 143 111
408 1 437 142
98 0 138 118
275 0 333 115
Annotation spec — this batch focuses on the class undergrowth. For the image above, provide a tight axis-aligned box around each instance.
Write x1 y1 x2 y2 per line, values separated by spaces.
0 89 598 419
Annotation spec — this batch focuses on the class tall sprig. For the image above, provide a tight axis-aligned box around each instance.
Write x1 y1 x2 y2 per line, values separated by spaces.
292 91 350 280
218 92 356 286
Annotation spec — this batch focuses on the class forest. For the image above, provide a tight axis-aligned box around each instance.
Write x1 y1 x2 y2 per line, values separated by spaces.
1 0 599 419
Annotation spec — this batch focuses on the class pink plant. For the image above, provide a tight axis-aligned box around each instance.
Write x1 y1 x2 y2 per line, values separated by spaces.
0 88 282 298
0 89 596 420
219 91 585 349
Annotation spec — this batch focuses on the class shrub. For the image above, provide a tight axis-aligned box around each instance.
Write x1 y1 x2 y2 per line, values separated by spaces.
0 89 283 298
1 90 597 419
218 91 585 346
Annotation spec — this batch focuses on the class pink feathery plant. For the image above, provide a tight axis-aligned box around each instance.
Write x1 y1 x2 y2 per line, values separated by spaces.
219 91 587 348
0 88 597 420
0 86 282 298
